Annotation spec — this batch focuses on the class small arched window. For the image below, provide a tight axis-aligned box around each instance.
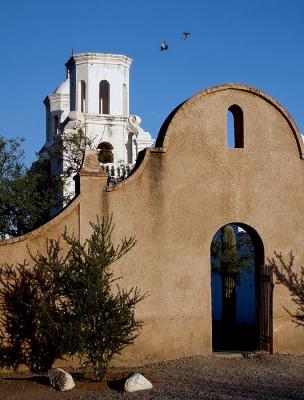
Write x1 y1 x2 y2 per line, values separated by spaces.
97 142 113 163
123 84 128 115
79 80 86 113
99 80 110 114
227 105 244 148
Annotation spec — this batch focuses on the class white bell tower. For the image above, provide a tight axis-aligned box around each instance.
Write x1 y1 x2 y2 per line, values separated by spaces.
43 52 153 199
63 53 153 165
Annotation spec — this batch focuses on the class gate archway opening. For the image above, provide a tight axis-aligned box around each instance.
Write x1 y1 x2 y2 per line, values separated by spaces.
210 223 273 352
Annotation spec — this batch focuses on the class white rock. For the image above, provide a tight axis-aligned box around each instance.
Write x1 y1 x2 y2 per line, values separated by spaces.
124 372 153 392
48 368 75 391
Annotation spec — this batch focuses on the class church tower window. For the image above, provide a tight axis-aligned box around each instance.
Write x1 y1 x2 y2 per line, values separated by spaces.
99 80 110 114
79 80 86 113
227 105 244 148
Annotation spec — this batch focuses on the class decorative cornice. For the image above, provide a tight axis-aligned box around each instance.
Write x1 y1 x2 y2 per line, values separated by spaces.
84 114 129 124
66 53 132 70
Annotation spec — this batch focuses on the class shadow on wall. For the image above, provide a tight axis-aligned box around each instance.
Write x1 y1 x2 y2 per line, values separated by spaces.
267 251 304 328
0 257 64 372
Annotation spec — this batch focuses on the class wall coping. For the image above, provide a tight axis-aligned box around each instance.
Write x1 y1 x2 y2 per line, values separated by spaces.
0 196 81 246
106 147 167 192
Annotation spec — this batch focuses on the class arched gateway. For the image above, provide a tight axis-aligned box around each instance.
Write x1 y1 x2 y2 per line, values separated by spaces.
211 223 273 352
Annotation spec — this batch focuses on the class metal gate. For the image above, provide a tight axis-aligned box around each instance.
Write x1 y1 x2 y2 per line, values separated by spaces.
259 264 274 353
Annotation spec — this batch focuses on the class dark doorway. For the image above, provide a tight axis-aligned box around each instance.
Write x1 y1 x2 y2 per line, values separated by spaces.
210 223 273 352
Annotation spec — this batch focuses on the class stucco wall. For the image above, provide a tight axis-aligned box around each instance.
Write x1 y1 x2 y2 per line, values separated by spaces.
106 84 304 364
0 84 303 369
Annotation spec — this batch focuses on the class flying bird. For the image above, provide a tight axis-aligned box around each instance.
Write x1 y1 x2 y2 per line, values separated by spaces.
160 41 168 51
182 32 191 40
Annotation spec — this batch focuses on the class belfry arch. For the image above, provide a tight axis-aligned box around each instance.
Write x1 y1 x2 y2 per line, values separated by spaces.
99 80 110 114
97 142 114 163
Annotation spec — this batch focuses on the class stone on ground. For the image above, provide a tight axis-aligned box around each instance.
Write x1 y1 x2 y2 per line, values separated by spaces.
124 372 153 392
48 368 75 391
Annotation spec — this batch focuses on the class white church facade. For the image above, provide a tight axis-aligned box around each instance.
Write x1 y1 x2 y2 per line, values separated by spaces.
42 52 153 193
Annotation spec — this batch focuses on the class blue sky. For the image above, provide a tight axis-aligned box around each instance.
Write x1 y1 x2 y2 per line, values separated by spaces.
0 0 303 165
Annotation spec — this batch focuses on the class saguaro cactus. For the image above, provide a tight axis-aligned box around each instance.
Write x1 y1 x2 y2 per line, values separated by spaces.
222 225 237 299
220 225 237 323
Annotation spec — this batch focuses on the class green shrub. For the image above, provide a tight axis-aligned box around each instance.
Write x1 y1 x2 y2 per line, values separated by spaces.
0 215 146 380
57 215 146 380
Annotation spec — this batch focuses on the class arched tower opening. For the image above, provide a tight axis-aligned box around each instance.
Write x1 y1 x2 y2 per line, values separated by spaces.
97 142 113 163
78 80 86 113
99 80 110 114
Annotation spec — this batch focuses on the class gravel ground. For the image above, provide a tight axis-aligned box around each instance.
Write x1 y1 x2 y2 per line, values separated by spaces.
0 353 303 400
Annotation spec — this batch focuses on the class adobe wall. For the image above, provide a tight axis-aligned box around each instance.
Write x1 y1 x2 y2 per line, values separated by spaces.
105 84 304 365
0 84 303 369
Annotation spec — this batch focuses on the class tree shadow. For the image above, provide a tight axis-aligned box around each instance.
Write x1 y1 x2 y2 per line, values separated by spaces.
0 256 67 373
267 251 304 327
71 371 85 381
3 375 50 386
